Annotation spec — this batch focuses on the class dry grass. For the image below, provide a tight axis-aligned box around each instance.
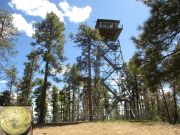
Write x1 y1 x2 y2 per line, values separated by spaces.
33 121 180 135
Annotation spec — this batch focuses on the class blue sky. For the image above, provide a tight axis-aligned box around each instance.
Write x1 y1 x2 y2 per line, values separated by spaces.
0 0 150 90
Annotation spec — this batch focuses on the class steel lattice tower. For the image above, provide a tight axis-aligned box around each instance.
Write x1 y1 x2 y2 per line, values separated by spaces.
95 19 133 116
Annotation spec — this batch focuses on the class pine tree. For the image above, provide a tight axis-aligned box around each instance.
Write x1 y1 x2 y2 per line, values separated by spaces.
17 51 39 106
32 12 65 123
132 0 180 122
63 64 81 121
5 65 18 105
33 79 50 123
0 9 17 78
71 23 101 121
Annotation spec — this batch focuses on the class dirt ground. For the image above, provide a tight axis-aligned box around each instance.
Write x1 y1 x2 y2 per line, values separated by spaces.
33 121 180 135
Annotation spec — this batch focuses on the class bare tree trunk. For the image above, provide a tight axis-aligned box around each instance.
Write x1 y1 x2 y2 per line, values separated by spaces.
39 59 49 124
60 98 63 122
77 87 80 121
26 58 35 106
72 86 75 121
9 84 13 105
134 75 140 119
172 82 178 123
160 84 171 122
68 87 71 122
88 40 93 121
63 93 66 122
156 90 160 116
143 89 150 120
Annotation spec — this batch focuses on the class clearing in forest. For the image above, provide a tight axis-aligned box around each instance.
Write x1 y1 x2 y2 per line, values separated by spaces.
33 121 180 135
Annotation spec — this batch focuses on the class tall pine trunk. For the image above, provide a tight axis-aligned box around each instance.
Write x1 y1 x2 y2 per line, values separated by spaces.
156 90 160 117
160 84 171 122
26 58 35 106
72 86 75 121
68 87 71 122
172 82 178 123
88 40 93 121
39 59 49 124
77 87 80 121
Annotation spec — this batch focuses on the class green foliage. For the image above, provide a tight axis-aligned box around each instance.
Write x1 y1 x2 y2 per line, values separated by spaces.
32 12 65 78
32 12 65 123
128 52 142 75
5 65 18 104
51 85 60 122
0 9 18 77
64 64 81 86
17 51 39 106
0 90 11 105
71 23 102 72
72 23 101 44
132 0 180 90
32 12 66 83
0 9 18 105
33 78 49 122
71 23 102 121
130 0 180 122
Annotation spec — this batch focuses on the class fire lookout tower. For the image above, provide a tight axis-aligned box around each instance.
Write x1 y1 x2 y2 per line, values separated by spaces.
95 19 133 117
95 19 122 41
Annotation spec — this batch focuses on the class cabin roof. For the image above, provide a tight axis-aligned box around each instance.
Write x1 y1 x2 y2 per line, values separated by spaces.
96 19 120 23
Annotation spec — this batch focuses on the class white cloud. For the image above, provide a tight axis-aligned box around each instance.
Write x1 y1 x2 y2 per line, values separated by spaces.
9 0 64 21
12 13 34 37
8 0 92 33
0 80 7 84
59 0 92 23
9 0 92 23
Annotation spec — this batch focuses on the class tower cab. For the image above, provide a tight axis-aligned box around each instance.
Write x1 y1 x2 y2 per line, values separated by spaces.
95 19 123 51
95 19 123 41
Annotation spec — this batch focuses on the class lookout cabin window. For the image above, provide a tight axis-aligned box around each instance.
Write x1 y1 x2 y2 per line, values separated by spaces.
100 22 114 28
100 22 106 27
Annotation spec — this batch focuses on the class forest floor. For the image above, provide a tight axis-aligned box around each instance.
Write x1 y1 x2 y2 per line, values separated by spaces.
33 121 180 135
